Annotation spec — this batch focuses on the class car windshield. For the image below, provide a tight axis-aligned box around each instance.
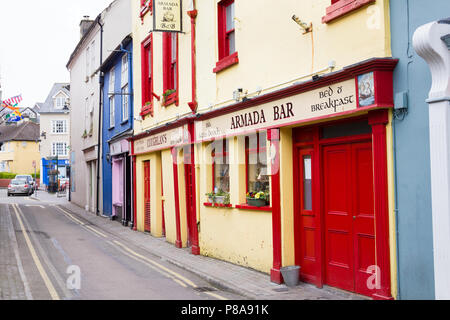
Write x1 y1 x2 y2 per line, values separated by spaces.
11 180 26 185
16 176 30 180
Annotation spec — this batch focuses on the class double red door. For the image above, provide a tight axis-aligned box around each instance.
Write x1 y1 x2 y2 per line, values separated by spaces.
297 140 376 296
323 142 376 296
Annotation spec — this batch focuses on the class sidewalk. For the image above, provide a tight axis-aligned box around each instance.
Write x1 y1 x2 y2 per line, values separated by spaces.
40 194 366 300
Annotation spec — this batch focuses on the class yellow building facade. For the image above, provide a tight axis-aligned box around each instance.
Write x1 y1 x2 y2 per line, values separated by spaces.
130 0 398 300
0 122 41 175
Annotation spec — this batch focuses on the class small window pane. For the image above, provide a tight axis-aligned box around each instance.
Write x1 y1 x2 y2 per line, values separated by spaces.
228 31 235 55
321 121 372 139
303 155 312 211
226 2 235 31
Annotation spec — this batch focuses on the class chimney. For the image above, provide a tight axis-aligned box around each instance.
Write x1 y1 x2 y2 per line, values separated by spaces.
79 16 94 39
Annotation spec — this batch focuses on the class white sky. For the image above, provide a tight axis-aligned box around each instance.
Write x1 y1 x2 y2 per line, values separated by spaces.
0 0 114 107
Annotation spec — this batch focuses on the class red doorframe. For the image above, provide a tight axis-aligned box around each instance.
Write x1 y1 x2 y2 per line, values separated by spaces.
292 111 393 299
171 147 183 248
368 109 393 300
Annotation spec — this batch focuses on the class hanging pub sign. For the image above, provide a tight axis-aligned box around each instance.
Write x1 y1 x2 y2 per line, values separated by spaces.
153 0 183 32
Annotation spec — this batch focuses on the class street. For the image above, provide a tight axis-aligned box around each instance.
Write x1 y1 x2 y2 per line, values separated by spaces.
0 189 243 300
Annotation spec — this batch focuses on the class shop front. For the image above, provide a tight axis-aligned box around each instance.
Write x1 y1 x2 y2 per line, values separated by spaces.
131 121 200 254
109 138 133 226
194 58 398 299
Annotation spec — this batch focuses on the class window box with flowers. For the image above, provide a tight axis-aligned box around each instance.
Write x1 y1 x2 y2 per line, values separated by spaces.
246 190 270 207
205 190 231 207
141 101 154 117
161 89 177 106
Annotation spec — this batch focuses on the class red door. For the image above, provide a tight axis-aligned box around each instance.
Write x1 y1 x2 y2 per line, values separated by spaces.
184 151 194 247
322 142 375 295
144 161 151 233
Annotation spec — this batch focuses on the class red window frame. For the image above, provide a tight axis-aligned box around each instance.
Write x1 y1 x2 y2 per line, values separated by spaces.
141 34 154 117
211 140 229 193
140 0 152 21
162 32 179 107
214 0 239 73
322 0 376 24
245 131 268 194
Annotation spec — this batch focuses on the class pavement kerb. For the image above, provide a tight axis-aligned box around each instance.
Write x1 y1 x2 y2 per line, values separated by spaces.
58 203 268 300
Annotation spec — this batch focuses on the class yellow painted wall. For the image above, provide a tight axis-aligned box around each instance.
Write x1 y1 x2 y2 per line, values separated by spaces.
198 137 273 273
195 0 392 112
161 149 178 245
0 141 40 174
131 0 194 136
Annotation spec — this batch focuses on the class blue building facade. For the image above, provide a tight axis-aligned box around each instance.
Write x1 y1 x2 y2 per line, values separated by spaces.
101 36 133 225
390 0 450 300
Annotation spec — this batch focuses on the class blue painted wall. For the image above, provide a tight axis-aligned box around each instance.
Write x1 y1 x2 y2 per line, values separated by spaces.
390 0 450 300
102 41 133 217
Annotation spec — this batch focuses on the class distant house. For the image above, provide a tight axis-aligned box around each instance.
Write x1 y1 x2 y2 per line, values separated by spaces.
38 83 71 187
0 121 40 174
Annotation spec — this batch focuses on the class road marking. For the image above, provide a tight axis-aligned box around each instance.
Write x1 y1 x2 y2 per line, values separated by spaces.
106 240 188 288
55 206 107 238
112 240 198 288
12 204 60 300
26 205 45 209
205 291 229 300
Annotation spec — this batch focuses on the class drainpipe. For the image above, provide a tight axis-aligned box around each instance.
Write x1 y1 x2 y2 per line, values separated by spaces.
96 18 104 216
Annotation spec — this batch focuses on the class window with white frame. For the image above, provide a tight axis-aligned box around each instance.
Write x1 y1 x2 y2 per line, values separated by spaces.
91 40 96 74
85 97 89 132
121 53 128 87
122 84 129 122
86 47 90 78
52 142 68 157
109 95 115 128
109 67 115 94
51 120 67 134
54 96 67 109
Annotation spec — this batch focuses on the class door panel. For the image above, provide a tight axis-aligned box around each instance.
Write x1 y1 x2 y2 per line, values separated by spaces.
323 145 354 291
297 149 319 283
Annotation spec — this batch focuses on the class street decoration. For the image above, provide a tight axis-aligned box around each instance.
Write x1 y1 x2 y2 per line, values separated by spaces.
1 94 24 122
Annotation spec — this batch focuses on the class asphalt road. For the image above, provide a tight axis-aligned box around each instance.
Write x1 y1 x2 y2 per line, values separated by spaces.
0 189 244 300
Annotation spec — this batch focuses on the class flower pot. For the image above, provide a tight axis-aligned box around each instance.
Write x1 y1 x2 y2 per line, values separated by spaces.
246 198 267 207
213 196 226 204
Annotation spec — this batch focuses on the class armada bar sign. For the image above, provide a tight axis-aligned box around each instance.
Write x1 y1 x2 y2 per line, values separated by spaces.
134 125 187 155
153 0 182 32
195 79 358 142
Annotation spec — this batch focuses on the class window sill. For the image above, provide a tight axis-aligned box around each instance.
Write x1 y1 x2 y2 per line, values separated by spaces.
203 203 233 208
322 0 376 24
108 126 115 131
235 204 272 212
121 119 129 125
213 52 239 73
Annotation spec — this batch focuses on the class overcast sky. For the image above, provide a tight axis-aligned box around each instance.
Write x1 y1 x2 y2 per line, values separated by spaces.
0 0 114 107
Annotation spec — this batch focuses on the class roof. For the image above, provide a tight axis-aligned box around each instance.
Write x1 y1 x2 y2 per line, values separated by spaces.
39 83 70 114
0 121 40 143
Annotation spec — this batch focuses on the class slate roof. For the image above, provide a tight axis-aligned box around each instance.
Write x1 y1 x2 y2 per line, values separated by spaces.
0 121 40 143
39 83 70 114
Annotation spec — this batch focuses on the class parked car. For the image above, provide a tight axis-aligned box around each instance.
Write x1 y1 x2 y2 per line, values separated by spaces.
7 179 34 196
15 175 35 192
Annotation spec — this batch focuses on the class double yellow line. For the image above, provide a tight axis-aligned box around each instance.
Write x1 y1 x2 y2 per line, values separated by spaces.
12 204 60 300
55 206 228 300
